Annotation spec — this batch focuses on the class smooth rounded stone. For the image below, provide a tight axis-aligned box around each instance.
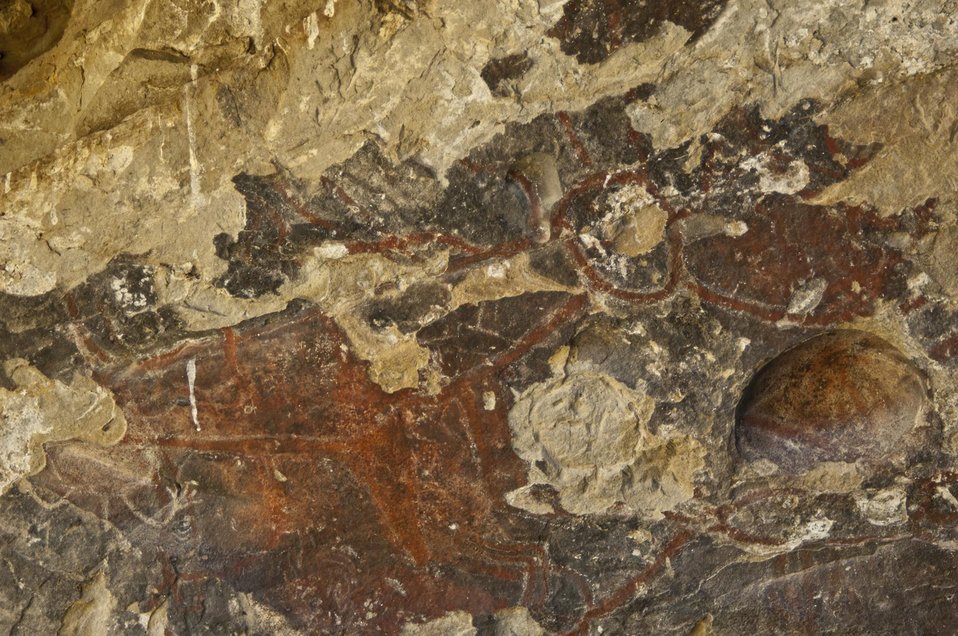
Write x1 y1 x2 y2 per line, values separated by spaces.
507 153 562 244
736 330 928 473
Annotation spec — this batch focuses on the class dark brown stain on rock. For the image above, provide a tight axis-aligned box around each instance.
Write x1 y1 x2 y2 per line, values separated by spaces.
676 101 915 325
684 197 909 323
418 291 575 379
736 330 928 473
31 293 590 632
480 53 534 97
613 539 958 634
364 280 451 333
547 0 727 64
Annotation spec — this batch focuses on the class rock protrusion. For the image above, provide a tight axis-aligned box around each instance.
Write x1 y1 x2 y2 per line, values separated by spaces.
736 330 928 473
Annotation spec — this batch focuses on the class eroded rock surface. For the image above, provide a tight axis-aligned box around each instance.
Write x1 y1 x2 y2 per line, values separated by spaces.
509 371 703 516
1 0 958 633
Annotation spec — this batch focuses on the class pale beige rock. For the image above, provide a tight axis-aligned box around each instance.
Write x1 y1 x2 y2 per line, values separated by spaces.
508 372 704 517
595 184 669 257
679 214 750 243
233 593 305 636
492 607 546 636
449 252 575 309
268 2 691 181
688 614 715 636
145 598 168 636
0 360 126 495
400 610 476 636
504 483 556 515
0 106 247 298
511 153 562 243
740 150 810 195
399 607 544 636
928 223 958 301
59 571 117 636
627 0 958 159
798 462 864 493
296 251 448 394
813 67 958 216
0 0 679 395
855 486 908 527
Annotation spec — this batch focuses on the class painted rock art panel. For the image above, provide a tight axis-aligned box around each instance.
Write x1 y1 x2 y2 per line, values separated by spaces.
2 0 958 634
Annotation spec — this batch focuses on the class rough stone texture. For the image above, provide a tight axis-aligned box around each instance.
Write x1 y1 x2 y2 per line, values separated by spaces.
1 0 957 633
508 371 704 516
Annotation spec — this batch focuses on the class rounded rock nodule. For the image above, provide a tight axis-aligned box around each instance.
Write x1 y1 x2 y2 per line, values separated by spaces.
735 330 928 473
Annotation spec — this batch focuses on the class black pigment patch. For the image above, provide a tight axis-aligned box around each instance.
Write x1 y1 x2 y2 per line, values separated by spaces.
548 0 728 65
364 282 451 333
214 172 308 298
480 53 534 97
69 255 183 354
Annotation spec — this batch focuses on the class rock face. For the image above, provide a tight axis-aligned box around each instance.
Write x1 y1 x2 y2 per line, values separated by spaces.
508 371 704 516
1 0 958 634
736 330 929 472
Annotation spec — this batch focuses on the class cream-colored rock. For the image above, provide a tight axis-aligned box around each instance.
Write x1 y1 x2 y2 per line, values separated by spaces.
291 251 448 394
596 184 669 257
59 571 117 636
269 3 691 181
679 214 750 242
508 372 704 517
0 360 126 495
399 607 545 636
232 593 305 636
400 610 475 636
492 607 546 636
627 0 958 160
0 0 677 395
855 486 908 527
449 252 574 308
798 462 864 493
813 67 958 216
0 106 247 297
144 598 168 636
928 223 958 301
740 150 810 195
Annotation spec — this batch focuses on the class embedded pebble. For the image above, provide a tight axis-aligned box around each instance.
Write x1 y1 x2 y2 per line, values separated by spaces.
736 330 928 473
508 153 562 244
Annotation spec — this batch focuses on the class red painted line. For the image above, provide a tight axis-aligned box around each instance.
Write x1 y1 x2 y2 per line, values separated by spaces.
558 111 593 168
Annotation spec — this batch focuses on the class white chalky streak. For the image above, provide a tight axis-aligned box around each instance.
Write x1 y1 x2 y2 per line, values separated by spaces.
183 64 205 210
186 358 200 431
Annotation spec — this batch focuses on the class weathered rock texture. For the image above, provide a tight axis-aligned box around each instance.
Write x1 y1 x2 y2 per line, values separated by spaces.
1 0 957 633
